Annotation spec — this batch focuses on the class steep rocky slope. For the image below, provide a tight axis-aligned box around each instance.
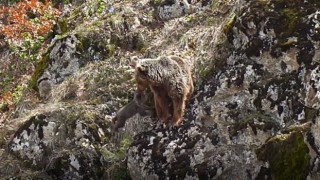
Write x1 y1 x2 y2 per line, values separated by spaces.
1 0 320 179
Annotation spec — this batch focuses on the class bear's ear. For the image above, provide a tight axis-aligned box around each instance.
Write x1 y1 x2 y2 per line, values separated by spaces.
130 56 139 68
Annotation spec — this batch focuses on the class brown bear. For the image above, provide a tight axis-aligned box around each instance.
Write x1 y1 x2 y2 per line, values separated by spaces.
131 55 193 126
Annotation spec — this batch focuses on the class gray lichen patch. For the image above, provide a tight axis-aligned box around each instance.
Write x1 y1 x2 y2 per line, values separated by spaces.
9 114 52 167
46 150 104 179
226 0 320 66
152 0 193 20
128 123 227 179
49 35 81 84
228 112 281 137
128 119 265 179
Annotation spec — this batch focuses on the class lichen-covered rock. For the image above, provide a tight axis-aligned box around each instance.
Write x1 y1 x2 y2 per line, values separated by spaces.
152 0 193 20
46 150 104 179
30 0 154 94
49 35 81 84
9 114 56 167
127 0 320 179
128 123 259 179
223 0 320 129
151 0 211 20
8 106 112 177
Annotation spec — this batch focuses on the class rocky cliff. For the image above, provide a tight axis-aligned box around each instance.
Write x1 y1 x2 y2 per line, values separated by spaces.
1 0 320 179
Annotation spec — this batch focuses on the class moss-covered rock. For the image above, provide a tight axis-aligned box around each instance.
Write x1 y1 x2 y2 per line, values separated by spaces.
256 131 311 180
29 54 51 90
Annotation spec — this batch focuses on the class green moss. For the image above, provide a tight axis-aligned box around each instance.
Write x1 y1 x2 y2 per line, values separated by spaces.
58 18 69 34
65 110 79 123
223 13 236 36
97 0 106 14
186 15 194 22
87 122 104 142
198 63 213 79
83 111 98 120
111 163 132 180
101 137 133 160
210 0 229 9
101 137 133 179
29 54 50 90
153 0 162 5
87 123 98 132
276 8 300 37
76 36 91 53
273 37 297 53
256 131 310 180
197 56 225 81
106 44 116 56
0 102 9 112
101 148 117 161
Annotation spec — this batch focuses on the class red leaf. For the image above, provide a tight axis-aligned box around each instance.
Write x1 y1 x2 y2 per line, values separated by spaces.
30 0 37 7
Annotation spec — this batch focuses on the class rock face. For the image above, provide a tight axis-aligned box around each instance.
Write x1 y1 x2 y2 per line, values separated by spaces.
1 0 320 179
8 108 111 179
127 0 320 179
49 35 81 84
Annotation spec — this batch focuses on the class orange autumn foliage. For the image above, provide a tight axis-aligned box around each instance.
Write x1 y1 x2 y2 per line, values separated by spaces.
0 0 61 40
